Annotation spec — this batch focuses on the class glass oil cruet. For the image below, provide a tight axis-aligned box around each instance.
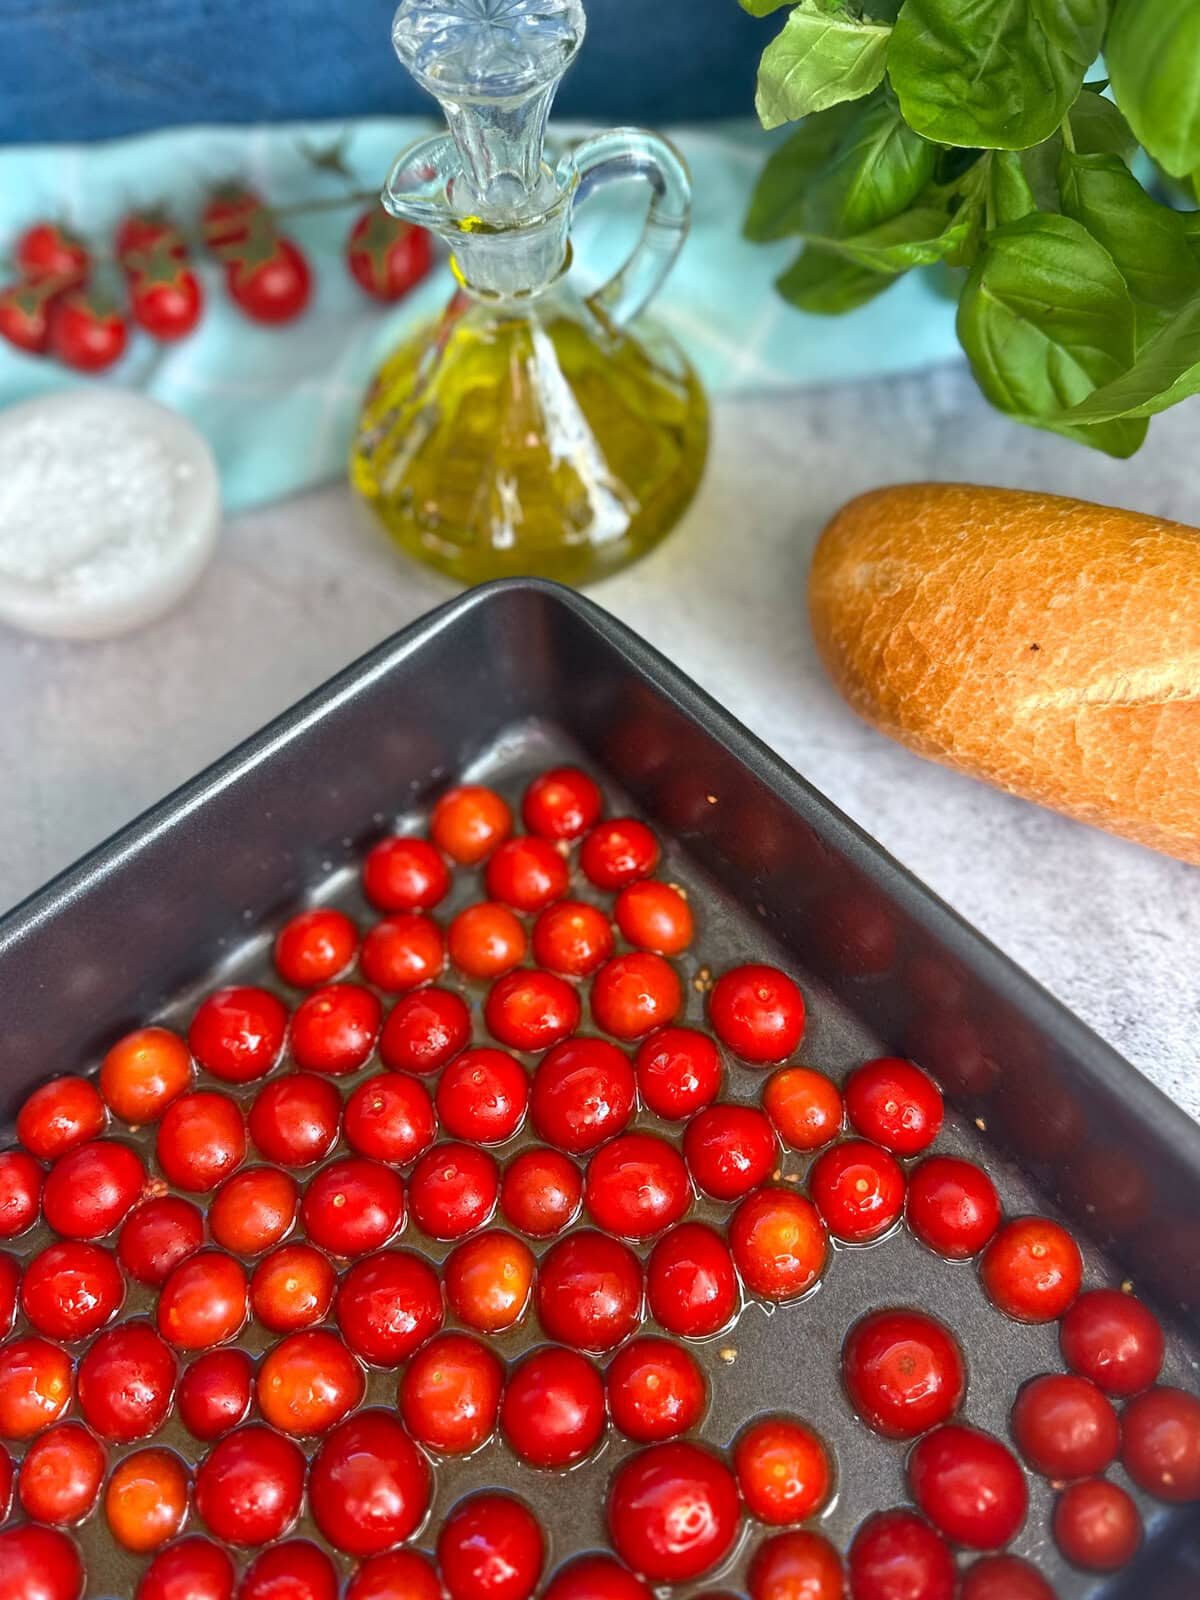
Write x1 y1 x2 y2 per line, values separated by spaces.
350 0 709 586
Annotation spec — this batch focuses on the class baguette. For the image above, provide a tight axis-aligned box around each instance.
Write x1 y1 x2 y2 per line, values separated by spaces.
808 482 1200 865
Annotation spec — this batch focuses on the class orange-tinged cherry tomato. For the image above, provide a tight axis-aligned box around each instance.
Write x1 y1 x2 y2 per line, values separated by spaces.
104 1447 190 1552
432 785 513 864
614 880 694 955
257 1330 365 1436
100 1028 193 1124
448 901 527 980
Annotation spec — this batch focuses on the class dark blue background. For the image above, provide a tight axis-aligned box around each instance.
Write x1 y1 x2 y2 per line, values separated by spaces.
0 2 766 142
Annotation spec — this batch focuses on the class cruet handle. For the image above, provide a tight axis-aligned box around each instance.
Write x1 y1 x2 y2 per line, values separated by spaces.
561 129 692 328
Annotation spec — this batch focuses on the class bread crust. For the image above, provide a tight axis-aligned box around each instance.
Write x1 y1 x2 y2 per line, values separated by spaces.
808 482 1200 864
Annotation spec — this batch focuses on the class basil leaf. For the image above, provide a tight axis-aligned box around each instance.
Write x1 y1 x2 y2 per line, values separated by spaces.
991 152 1038 223
755 0 892 129
1062 296 1200 421
889 0 1106 151
1107 0 1200 179
957 212 1147 456
1020 140 1062 212
801 205 971 268
802 94 937 237
777 246 900 312
1069 87 1139 162
740 0 792 14
744 104 859 241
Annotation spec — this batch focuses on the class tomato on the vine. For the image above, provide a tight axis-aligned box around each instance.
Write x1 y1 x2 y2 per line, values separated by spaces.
50 289 128 371
115 211 187 267
347 207 434 301
129 258 204 342
0 282 55 355
15 221 89 287
202 188 264 252
226 235 311 324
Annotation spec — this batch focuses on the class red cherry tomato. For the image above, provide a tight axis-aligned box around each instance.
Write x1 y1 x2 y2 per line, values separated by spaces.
157 1250 248 1349
115 211 186 265
274 907 359 987
0 1526 84 1600
0 1150 42 1237
844 1057 943 1155
908 1423 1028 1550
580 818 659 889
432 785 513 864
363 836 450 912
290 983 381 1075
0 1336 72 1438
607 1336 706 1443
335 1247 444 1366
448 902 528 980
226 237 311 324
523 767 602 840
209 1166 298 1255
346 1550 443 1600
842 1308 965 1439
257 1329 365 1437
100 1027 193 1125
239 1540 338 1600
591 952 682 1041
635 1027 722 1121
344 1073 436 1165
1053 1478 1141 1571
646 1220 739 1338
500 1147 582 1236
683 1103 776 1201
188 986 288 1083
399 1330 504 1454
17 1421 105 1524
138 1536 235 1600
177 1348 254 1441
408 1142 498 1239
747 1530 844 1600
17 1075 106 1160
50 289 127 370
118 1195 205 1286
847 1510 956 1600
445 1229 535 1334
584 1131 692 1238
709 964 805 1064
530 1037 636 1153
202 188 264 251
0 282 54 354
301 1157 404 1257
615 880 694 955
809 1139 905 1244
309 1409 431 1556
485 836 569 912
438 1492 544 1600
157 1090 246 1192
762 1065 842 1152
980 1217 1082 1323
104 1445 190 1552
960 1555 1056 1600
536 1229 643 1351
904 1155 1000 1260
437 1047 529 1144
1059 1288 1165 1396
531 900 614 977
607 1440 740 1583
130 265 204 340
78 1321 175 1441
1011 1373 1120 1479
360 914 445 991
1120 1385 1200 1502
485 969 581 1052
730 1187 827 1302
15 221 89 285
248 1073 340 1169
251 1242 336 1334
380 988 471 1075
42 1138 145 1239
542 1555 653 1600
21 1239 124 1339
734 1415 832 1525
346 207 433 300
501 1345 606 1467
195 1424 306 1547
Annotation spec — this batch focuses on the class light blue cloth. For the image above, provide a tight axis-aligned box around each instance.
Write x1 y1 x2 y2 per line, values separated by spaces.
0 119 960 512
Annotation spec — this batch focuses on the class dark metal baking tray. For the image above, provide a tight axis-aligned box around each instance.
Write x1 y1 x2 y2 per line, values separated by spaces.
1 578 1197 1598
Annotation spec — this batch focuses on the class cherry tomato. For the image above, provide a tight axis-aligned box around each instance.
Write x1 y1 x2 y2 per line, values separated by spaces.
17 1075 106 1159
585 1131 691 1238
734 1415 832 1525
615 880 694 955
50 289 127 370
530 1037 636 1153
15 221 89 286
335 1247 444 1365
844 1057 943 1156
485 969 581 1052
138 1537 235 1600
226 237 312 324
0 1525 84 1600
130 264 203 340
203 188 264 251
258 1329 365 1436
485 836 569 912
100 1027 193 1125
980 1217 1082 1323
188 986 287 1083
646 1220 739 1338
439 1492 544 1600
809 1139 905 1244
0 1150 42 1237
709 965 805 1064
239 1540 338 1600
345 1072 436 1165
580 818 659 889
42 1138 145 1239
1059 1287 1165 1396
536 1229 643 1351
500 1147 582 1236
195 1424 306 1547
747 1530 844 1600
1053 1478 1141 1571
346 208 433 301
290 983 381 1075
437 1048 529 1144
591 952 682 1041
684 1103 776 1201
158 1250 248 1348
301 1157 404 1257
360 914 445 991
960 1555 1056 1600
309 1410 431 1556
1011 1373 1119 1479
0 1336 72 1438
904 1155 1000 1260
400 1330 504 1455
105 1446 190 1552
542 1555 653 1600
635 1027 722 1121
842 1309 965 1440
501 1345 606 1467
607 1440 740 1583
531 900 614 977
251 1242 336 1334
157 1090 246 1192
1120 1385 1200 1501
523 767 602 840
119 1202 208 1287
432 785 513 864
908 1423 1028 1550
730 1188 827 1302
0 282 54 354
248 1073 340 1169
363 836 450 912
762 1065 842 1152
177 1349 254 1440
21 1239 124 1340
115 211 186 265
607 1336 706 1443
209 1166 298 1255
17 1421 105 1524
380 988 471 1075
274 908 358 987
78 1321 175 1441
445 1229 535 1333
448 902 527 980
346 1550 443 1600
409 1142 498 1239
847 1510 956 1600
